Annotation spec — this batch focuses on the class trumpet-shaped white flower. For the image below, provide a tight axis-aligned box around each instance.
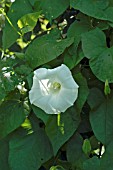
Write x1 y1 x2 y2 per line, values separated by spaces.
29 64 79 114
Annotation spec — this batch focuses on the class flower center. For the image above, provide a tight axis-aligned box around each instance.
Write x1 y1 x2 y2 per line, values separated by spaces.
52 82 61 90
39 80 61 95
50 81 61 93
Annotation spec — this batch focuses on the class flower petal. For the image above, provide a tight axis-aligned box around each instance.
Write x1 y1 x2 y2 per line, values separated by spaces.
48 94 70 113
60 87 78 105
61 77 79 89
29 88 43 104
57 64 72 79
32 94 57 114
34 68 48 79
55 65 79 89
31 76 40 89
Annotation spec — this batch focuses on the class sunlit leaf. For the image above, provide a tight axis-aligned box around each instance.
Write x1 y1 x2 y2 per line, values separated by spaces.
17 12 41 34
2 0 33 49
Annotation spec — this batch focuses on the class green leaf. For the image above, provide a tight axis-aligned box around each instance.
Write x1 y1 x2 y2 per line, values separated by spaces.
0 100 26 139
45 107 80 155
82 139 91 155
0 85 6 101
2 0 33 49
14 52 25 60
25 31 73 68
70 0 113 22
26 72 34 89
82 28 106 59
3 80 15 93
67 133 84 165
74 73 89 112
67 13 91 39
0 31 3 48
0 137 9 170
32 105 50 124
50 165 65 170
82 28 113 82
29 0 37 6
90 47 113 82
83 156 100 170
88 88 113 145
39 0 69 21
9 128 53 170
14 64 32 76
104 7 113 23
87 88 104 109
17 12 41 34
63 49 76 69
63 43 84 69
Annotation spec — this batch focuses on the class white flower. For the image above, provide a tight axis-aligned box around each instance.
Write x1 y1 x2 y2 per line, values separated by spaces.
29 64 79 114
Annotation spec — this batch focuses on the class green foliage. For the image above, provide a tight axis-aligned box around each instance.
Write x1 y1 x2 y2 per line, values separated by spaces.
67 133 86 169
1 0 113 169
25 30 74 68
37 0 70 21
67 13 91 43
50 165 65 170
0 99 26 139
82 28 106 59
83 156 100 170
70 0 113 22
17 11 41 34
45 107 80 155
0 85 6 101
32 105 50 124
88 88 113 145
9 127 53 170
82 139 91 155
74 73 89 112
2 0 33 49
82 28 113 82
100 142 113 170
0 137 10 170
